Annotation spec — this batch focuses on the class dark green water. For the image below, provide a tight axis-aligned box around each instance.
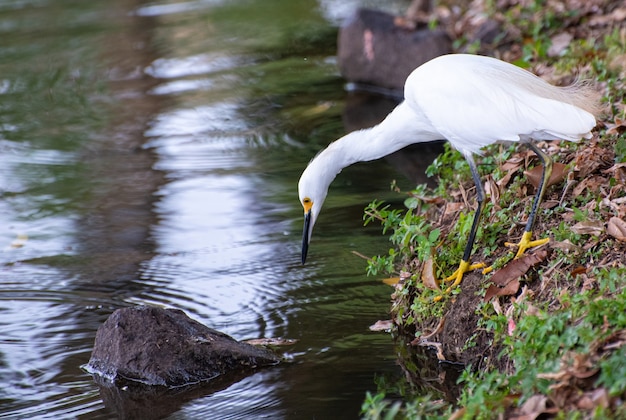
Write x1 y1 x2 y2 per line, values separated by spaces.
0 0 438 418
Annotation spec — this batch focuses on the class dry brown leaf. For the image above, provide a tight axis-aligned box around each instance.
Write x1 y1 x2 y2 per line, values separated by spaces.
602 162 626 177
384 271 412 287
492 249 548 287
550 239 581 253
537 370 568 382
561 210 576 223
514 284 532 301
571 220 605 236
492 298 503 315
608 189 626 204
548 32 573 57
443 201 465 217
577 388 610 410
570 265 588 277
496 168 516 191
244 337 298 346
589 7 626 26
484 175 500 205
502 155 525 171
572 175 605 196
607 217 626 242
369 320 394 332
382 277 400 286
485 279 520 301
575 143 614 178
572 365 599 380
601 196 626 219
525 165 544 189
542 199 560 209
525 162 568 189
518 394 550 417
605 116 626 135
497 157 524 191
524 302 541 317
537 349 600 399
421 257 440 290
484 250 548 301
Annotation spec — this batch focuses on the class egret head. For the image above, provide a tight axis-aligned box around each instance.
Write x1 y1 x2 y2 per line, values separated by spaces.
298 160 331 264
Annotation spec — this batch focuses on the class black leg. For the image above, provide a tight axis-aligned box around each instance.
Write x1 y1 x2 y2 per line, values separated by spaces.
462 154 486 263
506 142 553 258
439 153 487 295
525 142 553 234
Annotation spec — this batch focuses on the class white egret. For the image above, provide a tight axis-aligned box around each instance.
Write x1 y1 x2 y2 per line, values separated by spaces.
298 54 599 293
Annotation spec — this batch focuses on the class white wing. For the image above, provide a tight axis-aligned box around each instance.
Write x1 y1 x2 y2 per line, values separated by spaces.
404 55 596 156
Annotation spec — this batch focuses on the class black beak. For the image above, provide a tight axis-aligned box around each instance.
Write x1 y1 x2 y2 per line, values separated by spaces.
301 210 311 264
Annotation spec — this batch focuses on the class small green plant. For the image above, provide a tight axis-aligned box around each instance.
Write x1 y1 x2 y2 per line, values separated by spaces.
425 143 468 197
363 196 440 277
456 267 626 417
614 135 626 163
457 369 512 419
361 391 402 420
361 375 453 420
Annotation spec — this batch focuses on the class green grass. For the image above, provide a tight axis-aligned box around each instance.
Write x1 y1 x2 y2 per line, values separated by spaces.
458 267 626 418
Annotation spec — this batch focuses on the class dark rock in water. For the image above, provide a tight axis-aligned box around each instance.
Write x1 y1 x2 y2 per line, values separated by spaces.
337 8 452 91
87 306 280 387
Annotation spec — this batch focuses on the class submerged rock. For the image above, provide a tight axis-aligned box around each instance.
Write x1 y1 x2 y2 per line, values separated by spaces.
338 8 451 91
87 306 280 387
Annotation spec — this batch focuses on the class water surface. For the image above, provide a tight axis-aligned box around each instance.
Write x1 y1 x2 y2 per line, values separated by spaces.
0 0 437 418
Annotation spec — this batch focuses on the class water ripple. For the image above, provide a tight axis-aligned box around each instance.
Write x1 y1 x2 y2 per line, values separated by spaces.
134 0 223 17
145 104 247 139
145 53 242 80
0 283 109 418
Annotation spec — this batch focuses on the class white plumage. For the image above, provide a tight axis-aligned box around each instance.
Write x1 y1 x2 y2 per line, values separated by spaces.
298 54 599 289
405 54 596 154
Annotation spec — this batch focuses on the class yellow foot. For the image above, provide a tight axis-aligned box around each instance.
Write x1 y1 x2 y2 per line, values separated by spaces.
505 231 550 259
433 260 486 302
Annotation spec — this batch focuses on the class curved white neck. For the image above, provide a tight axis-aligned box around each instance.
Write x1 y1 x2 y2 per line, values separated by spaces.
308 100 441 185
